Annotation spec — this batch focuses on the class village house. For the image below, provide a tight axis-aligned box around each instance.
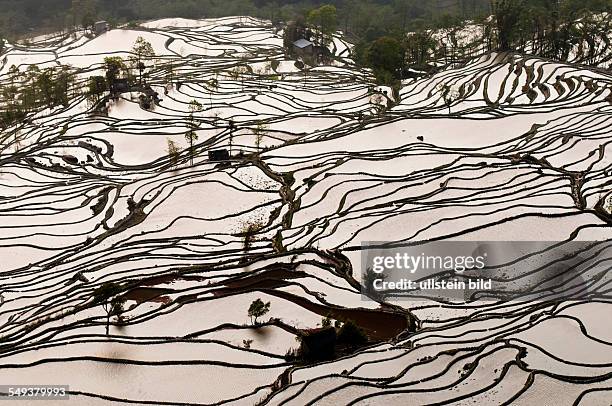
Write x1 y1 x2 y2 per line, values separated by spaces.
292 38 313 56
94 21 109 35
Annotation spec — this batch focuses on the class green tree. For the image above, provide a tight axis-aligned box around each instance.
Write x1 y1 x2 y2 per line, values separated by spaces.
131 36 155 85
20 66 40 112
1 65 23 127
206 77 218 107
36 68 57 106
104 56 128 84
366 36 405 84
53 66 76 107
87 75 108 105
248 298 271 324
184 128 198 166
230 65 249 90
318 5 337 39
308 5 337 44
242 220 263 252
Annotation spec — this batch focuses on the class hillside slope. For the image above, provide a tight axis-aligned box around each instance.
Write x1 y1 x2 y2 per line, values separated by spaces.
0 17 610 405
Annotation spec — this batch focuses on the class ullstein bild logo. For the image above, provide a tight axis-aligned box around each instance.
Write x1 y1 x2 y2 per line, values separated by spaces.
360 241 607 302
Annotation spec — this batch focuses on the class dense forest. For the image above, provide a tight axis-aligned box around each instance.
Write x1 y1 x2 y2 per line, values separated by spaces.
0 0 522 39
1 1 610 66
0 0 611 122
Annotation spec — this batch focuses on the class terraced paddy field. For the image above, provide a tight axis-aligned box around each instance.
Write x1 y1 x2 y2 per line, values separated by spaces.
0 16 611 405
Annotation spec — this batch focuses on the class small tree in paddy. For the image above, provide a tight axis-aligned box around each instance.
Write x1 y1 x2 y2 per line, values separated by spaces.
230 65 248 90
166 138 180 167
248 298 271 324
253 120 268 152
206 77 218 108
92 282 125 336
185 99 202 166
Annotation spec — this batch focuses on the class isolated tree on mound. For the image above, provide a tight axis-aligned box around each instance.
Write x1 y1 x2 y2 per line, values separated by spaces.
92 282 125 336
131 36 155 85
185 99 202 166
248 298 271 325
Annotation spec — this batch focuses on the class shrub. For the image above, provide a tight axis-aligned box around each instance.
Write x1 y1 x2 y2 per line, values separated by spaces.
284 347 301 361
241 220 264 252
337 320 368 346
